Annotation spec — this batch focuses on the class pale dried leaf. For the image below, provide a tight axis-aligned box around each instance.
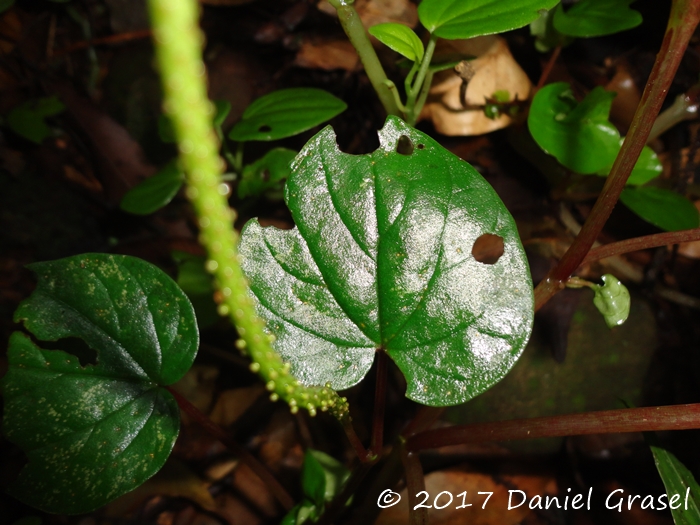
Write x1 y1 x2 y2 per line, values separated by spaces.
294 37 360 71
422 36 532 136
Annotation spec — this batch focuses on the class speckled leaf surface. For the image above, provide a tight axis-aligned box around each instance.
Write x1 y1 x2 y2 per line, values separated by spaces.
1 254 198 514
239 116 533 406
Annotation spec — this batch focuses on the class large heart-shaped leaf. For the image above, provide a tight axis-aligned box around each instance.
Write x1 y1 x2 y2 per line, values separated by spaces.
418 0 559 40
228 88 347 142
553 0 643 38
1 254 198 514
239 116 534 406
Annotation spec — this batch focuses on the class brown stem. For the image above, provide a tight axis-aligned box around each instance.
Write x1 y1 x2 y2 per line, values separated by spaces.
54 29 152 56
400 442 427 525
406 403 700 452
342 415 372 462
370 350 388 457
581 227 700 266
536 45 562 90
165 386 295 511
534 0 700 311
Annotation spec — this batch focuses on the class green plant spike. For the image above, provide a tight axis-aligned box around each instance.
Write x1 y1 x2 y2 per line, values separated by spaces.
147 0 349 419
239 116 534 407
1 254 199 514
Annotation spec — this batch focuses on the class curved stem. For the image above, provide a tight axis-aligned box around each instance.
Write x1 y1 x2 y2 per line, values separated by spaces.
147 0 349 420
581 228 700 266
406 35 437 125
534 0 700 311
167 386 295 511
407 403 700 452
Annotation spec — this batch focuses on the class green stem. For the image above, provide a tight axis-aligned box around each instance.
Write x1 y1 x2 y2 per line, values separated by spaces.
410 71 434 126
533 0 700 311
147 0 349 421
326 0 401 117
405 35 437 124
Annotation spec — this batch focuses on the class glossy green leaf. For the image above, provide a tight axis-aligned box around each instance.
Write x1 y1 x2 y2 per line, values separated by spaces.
229 88 347 142
620 187 700 231
301 449 350 506
369 23 424 62
649 444 700 524
239 116 534 406
418 0 559 40
6 96 65 144
120 161 185 215
529 83 620 174
592 274 630 328
598 139 662 186
553 0 643 38
1 253 199 514
238 148 297 199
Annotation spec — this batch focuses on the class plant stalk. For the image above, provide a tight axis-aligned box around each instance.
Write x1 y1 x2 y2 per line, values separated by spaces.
406 35 437 125
533 0 700 311
326 0 401 117
581 227 700 266
407 403 700 452
370 350 388 457
147 0 349 419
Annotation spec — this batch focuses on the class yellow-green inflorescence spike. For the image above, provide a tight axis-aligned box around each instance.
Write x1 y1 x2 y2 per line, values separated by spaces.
147 0 348 420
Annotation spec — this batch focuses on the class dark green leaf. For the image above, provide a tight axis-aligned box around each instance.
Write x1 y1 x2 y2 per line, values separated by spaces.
417 0 559 40
238 148 297 198
6 96 65 144
553 0 643 38
1 253 198 514
239 116 534 406
368 23 424 62
620 187 700 231
120 161 185 215
301 450 327 507
649 445 700 524
592 274 630 328
228 88 347 142
158 114 176 143
528 82 620 174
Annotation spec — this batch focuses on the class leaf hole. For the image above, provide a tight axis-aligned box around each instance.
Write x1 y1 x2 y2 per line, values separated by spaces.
417 143 425 150
37 336 98 367
472 234 504 265
258 124 272 133
396 135 414 155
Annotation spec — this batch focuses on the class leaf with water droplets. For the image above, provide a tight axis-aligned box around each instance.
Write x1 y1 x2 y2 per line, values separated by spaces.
1 253 198 514
239 116 534 406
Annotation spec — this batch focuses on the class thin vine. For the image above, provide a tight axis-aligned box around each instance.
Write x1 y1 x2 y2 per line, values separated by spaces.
146 0 348 420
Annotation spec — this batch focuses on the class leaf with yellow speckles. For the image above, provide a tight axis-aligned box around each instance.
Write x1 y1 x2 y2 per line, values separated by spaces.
1 254 198 514
238 116 534 406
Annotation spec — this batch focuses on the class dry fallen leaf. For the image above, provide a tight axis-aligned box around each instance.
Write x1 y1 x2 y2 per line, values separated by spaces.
422 36 532 136
294 37 361 71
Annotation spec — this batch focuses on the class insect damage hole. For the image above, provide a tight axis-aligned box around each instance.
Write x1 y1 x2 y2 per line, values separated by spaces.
396 135 414 155
258 124 272 132
471 233 504 264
